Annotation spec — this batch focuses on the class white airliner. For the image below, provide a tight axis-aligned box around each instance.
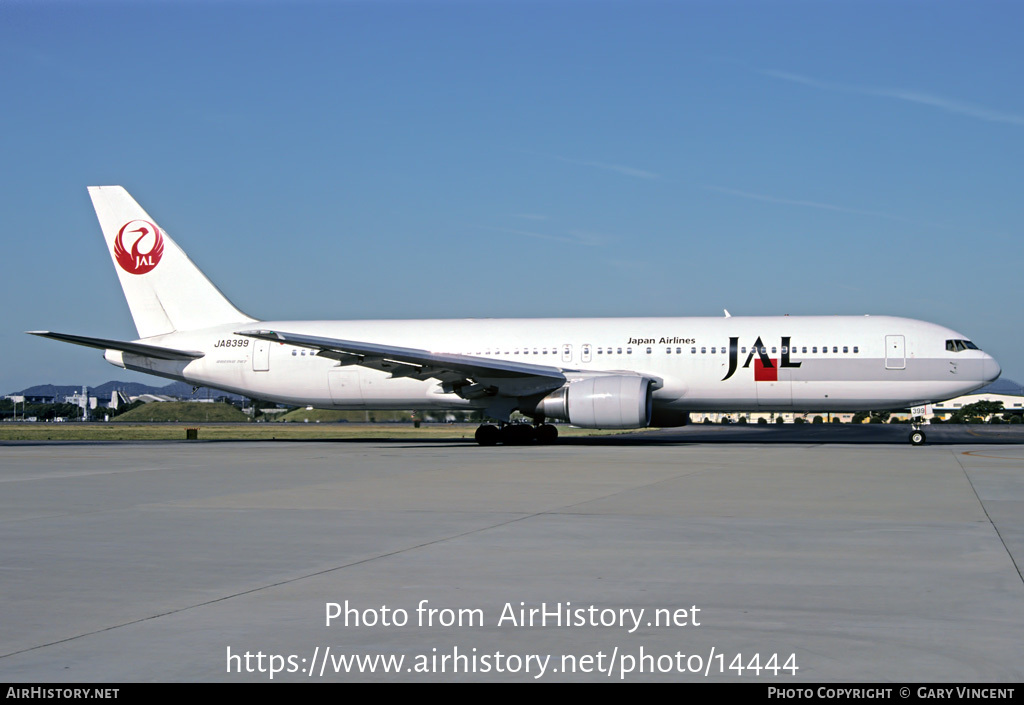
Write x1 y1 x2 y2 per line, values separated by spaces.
31 186 1000 445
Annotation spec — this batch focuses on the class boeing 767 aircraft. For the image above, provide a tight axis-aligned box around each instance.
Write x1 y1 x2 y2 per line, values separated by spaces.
30 186 1000 445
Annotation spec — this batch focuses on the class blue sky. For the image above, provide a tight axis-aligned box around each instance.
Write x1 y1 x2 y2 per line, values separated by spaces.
2 0 1021 394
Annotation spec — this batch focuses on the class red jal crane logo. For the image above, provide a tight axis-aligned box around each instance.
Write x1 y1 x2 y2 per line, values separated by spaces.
114 220 164 275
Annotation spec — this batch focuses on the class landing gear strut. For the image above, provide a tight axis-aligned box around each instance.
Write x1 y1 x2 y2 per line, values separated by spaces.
474 422 559 446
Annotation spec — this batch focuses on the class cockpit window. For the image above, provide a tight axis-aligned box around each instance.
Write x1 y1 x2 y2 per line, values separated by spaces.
946 339 979 352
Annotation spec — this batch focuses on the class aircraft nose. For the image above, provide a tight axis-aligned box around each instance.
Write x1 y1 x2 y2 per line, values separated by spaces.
984 355 1002 384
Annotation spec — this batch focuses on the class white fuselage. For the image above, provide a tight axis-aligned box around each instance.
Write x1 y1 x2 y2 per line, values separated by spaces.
107 314 1000 415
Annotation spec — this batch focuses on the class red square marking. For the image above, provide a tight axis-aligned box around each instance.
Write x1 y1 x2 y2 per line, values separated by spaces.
754 358 778 382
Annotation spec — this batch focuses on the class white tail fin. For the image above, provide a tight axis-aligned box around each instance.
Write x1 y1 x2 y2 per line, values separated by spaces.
89 186 255 338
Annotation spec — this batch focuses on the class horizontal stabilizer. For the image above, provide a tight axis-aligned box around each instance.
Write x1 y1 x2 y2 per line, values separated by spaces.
27 331 205 361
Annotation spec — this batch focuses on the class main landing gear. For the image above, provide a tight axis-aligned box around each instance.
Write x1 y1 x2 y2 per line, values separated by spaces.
475 422 559 446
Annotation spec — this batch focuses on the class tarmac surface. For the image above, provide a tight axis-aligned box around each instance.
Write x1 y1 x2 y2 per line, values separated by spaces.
2 425 1024 682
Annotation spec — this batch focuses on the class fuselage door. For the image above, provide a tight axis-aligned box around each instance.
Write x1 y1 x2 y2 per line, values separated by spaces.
756 367 793 407
253 340 270 371
562 344 572 363
329 369 365 406
581 344 592 363
885 335 906 370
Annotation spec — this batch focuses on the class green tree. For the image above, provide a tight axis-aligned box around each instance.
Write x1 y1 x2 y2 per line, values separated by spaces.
950 400 1003 424
962 400 1004 422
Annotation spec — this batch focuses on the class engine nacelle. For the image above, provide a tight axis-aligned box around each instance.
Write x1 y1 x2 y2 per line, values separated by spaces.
535 376 653 429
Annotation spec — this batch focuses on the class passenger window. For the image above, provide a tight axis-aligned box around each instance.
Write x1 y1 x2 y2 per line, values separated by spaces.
711 347 716 354
701 347 706 354
833 346 838 353
843 346 848 353
691 347 696 354
853 346 858 353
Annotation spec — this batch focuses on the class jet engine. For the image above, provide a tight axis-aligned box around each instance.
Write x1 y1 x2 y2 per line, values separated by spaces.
532 376 653 429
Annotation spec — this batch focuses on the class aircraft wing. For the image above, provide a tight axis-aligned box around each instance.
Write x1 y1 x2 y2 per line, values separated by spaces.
27 331 205 361
236 328 567 400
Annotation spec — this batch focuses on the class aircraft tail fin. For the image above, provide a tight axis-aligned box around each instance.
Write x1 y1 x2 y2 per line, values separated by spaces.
88 186 255 338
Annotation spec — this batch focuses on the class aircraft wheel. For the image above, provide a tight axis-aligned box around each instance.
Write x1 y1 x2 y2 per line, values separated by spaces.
475 424 500 446
501 423 536 445
536 424 559 444
909 429 926 446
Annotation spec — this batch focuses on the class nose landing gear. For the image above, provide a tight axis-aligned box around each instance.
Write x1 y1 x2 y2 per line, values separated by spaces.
909 411 928 446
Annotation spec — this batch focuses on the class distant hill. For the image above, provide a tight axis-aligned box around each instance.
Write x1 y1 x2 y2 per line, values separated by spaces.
11 381 245 401
112 401 249 423
277 408 414 423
